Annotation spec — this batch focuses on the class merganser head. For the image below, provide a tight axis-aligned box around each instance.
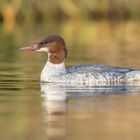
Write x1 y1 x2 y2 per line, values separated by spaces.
20 35 67 64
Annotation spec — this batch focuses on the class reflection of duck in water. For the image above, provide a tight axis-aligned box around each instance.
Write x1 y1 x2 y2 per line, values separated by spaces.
41 83 67 138
20 35 140 85
40 82 140 138
41 84 67 115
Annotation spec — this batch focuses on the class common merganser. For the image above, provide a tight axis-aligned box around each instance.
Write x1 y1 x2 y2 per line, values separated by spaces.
20 35 140 86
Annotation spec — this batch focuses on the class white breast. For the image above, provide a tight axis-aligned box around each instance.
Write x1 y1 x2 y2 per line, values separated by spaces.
41 61 66 82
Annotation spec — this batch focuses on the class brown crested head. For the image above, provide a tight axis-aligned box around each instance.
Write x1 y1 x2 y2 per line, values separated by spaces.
38 35 66 47
20 35 68 64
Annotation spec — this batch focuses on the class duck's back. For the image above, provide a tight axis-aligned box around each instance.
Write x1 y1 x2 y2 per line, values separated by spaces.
41 62 140 85
62 64 140 85
67 64 132 73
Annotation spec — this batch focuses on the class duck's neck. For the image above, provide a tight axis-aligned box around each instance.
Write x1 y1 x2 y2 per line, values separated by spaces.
41 61 66 82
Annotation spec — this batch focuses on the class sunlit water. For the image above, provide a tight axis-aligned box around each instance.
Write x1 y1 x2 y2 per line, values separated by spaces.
1 21 140 140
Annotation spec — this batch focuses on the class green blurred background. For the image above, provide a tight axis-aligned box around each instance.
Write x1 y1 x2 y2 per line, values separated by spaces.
0 0 140 69
0 0 140 67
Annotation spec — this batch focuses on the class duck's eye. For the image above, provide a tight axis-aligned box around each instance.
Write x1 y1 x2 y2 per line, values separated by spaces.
37 40 48 46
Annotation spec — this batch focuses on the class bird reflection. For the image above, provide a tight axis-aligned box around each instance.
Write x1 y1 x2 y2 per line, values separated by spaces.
40 82 140 139
41 83 67 139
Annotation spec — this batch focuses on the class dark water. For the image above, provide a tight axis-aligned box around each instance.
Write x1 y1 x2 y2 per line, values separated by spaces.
1 21 140 140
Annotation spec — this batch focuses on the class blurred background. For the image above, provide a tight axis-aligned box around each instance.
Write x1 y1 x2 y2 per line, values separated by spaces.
0 0 140 67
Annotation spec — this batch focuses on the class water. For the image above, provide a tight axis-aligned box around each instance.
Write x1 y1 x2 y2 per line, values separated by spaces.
1 20 140 140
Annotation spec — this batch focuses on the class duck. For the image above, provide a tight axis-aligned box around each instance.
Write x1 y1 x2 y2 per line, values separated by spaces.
20 35 140 86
